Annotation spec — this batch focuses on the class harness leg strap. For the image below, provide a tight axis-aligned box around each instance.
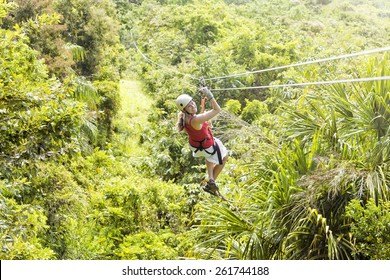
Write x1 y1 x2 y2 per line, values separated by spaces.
191 138 223 165
214 142 223 165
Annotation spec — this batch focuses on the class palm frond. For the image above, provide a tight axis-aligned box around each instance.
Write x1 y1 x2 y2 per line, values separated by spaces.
285 208 354 259
79 112 98 153
70 76 100 109
194 201 278 259
65 43 86 62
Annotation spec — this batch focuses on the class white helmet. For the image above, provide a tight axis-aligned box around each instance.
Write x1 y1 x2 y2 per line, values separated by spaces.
176 94 192 111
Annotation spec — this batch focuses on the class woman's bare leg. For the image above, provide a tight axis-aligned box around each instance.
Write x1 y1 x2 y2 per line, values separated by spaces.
206 160 215 181
212 155 229 181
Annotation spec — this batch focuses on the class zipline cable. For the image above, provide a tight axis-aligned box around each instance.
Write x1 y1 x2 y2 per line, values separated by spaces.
205 46 390 81
130 31 199 88
211 76 390 91
129 30 389 92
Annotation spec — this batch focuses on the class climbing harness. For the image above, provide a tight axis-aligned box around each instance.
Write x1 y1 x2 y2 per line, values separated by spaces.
190 139 223 165
187 77 223 164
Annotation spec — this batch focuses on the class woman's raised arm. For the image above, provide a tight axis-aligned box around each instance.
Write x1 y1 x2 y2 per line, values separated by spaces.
191 87 221 127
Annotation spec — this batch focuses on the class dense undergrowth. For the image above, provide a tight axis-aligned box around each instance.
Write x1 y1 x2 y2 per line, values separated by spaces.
1 0 390 260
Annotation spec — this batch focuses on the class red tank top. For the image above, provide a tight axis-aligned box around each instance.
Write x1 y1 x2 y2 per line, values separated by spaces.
185 117 215 148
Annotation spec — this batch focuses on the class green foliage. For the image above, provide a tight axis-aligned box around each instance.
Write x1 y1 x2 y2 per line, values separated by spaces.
3 1 76 79
1 0 390 261
55 0 122 78
128 0 389 260
224 99 241 116
69 148 190 259
0 25 84 177
28 162 88 258
2 0 124 153
116 231 178 260
285 207 354 260
0 182 55 259
93 80 121 146
284 54 390 202
140 120 201 182
241 99 269 123
346 199 390 259
0 1 14 22
0 0 134 260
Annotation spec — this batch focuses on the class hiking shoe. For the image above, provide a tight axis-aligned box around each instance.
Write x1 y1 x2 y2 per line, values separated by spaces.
200 179 219 196
207 179 218 192
204 179 219 196
202 184 218 196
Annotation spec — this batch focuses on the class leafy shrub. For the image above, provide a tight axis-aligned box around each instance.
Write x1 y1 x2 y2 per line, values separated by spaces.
0 24 84 177
115 231 178 260
224 99 241 116
346 199 390 259
93 80 121 146
241 99 269 123
0 182 55 260
55 0 121 77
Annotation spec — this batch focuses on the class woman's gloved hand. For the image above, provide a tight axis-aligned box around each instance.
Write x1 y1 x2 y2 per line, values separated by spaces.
199 86 214 100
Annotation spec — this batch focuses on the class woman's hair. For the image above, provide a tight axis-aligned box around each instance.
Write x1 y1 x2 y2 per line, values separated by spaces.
176 111 186 132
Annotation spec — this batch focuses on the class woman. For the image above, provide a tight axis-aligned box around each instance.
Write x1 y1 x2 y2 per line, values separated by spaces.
175 87 229 195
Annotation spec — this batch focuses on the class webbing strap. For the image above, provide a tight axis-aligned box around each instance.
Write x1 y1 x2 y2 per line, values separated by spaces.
214 142 223 165
191 142 223 165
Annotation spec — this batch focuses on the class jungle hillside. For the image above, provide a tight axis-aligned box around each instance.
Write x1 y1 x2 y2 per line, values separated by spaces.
1 0 390 260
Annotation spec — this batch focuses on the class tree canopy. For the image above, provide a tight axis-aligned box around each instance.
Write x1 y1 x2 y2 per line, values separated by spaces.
1 0 389 260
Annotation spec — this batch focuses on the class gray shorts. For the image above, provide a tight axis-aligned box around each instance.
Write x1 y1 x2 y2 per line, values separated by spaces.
189 137 228 165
